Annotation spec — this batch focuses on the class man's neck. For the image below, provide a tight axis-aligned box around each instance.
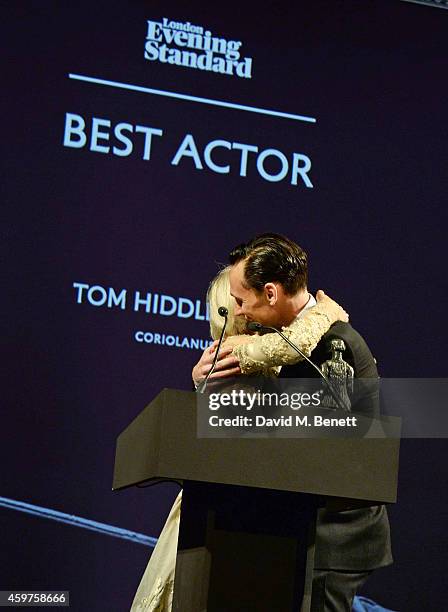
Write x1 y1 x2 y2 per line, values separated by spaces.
279 289 310 327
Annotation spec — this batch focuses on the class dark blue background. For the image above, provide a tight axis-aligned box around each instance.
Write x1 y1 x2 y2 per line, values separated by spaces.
2 1 447 610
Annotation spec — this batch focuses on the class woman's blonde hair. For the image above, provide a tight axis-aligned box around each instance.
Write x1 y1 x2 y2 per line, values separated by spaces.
207 267 246 340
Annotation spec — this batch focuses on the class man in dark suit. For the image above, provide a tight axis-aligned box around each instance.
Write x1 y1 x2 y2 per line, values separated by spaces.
279 322 392 611
192 233 392 611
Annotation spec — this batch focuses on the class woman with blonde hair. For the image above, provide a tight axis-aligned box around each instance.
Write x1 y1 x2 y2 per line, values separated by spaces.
207 266 247 341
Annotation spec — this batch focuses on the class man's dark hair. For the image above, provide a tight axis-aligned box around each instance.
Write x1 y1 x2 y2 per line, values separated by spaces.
229 233 308 295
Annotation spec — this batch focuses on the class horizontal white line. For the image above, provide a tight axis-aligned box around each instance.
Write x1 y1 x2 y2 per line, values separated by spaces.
68 73 317 124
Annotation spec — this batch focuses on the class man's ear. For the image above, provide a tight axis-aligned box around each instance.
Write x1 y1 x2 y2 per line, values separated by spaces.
264 283 278 305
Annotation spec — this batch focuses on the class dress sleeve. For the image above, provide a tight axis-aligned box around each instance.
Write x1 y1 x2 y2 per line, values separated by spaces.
232 303 333 375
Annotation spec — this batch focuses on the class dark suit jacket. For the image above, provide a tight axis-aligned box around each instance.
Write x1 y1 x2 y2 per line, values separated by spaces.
280 321 393 570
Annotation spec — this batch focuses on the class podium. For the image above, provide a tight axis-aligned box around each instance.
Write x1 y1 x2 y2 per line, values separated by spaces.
113 389 400 611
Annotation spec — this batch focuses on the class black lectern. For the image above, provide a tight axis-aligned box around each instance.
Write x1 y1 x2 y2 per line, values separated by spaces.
113 389 400 611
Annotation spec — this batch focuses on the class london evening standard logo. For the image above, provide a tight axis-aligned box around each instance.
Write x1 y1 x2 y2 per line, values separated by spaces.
144 17 253 78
